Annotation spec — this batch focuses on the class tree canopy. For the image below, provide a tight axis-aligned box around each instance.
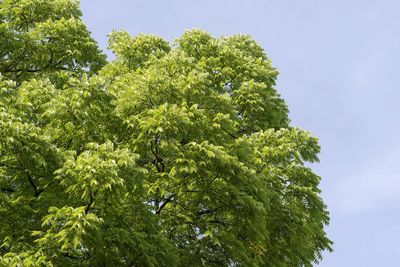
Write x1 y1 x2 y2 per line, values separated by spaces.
0 0 332 266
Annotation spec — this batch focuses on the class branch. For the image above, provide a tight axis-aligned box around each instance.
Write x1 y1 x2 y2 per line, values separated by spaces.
256 164 266 174
63 252 90 260
156 193 177 215
0 187 15 193
196 207 220 217
207 219 228 228
65 137 74 149
222 128 237 139
85 188 96 214
151 137 165 172
26 172 43 197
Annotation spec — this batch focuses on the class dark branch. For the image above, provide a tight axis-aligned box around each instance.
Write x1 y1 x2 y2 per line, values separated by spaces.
257 164 266 174
151 137 165 172
207 219 228 228
65 137 74 149
26 172 43 197
85 188 96 214
156 193 177 215
196 207 220 217
0 187 15 193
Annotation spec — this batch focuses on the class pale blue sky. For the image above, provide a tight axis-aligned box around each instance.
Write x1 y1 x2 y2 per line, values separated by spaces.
80 1 400 266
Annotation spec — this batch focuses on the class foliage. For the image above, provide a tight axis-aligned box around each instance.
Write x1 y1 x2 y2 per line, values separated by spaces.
0 0 332 266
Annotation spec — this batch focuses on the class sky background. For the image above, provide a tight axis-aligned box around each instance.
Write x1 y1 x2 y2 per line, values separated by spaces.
80 1 400 266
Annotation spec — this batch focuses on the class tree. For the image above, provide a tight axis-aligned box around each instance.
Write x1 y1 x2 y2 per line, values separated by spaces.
0 0 332 266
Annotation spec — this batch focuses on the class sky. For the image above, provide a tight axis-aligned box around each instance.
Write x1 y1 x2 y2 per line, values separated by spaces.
80 1 400 266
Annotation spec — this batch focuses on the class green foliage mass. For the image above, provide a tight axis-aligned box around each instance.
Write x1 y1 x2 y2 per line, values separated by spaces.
0 0 332 266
